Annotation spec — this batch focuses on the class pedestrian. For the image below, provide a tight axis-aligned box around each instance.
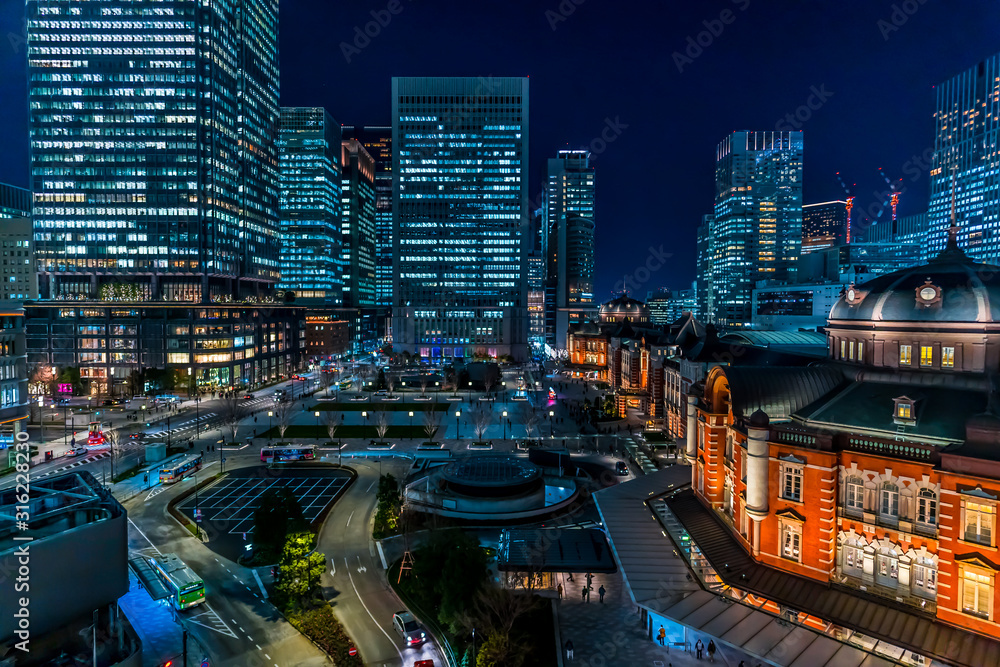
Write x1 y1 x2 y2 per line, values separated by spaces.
707 640 716 662
695 639 703 659
657 625 666 645
738 661 746 667
557 583 563 599
598 584 606 603
565 639 574 661
582 586 588 602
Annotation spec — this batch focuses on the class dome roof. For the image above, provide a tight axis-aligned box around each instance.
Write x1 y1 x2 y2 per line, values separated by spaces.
830 236 1000 323
599 295 650 322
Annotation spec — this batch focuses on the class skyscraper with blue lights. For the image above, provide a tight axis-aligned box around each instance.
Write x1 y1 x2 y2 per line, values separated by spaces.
929 52 1000 259
340 139 377 309
711 131 803 328
278 108 342 301
391 77 529 361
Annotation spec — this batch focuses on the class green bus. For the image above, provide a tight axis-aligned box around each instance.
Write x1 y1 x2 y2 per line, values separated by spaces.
150 553 206 609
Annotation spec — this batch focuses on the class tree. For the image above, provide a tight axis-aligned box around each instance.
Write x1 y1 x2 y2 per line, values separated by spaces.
273 397 294 441
376 368 387 390
374 408 391 442
420 376 431 397
275 532 325 606
476 631 525 667
385 373 396 397
219 395 247 445
466 587 539 639
518 404 541 440
105 427 125 479
422 406 442 443
357 364 372 393
373 474 402 538
409 530 489 631
484 374 499 398
471 405 492 442
324 411 342 444
320 371 334 397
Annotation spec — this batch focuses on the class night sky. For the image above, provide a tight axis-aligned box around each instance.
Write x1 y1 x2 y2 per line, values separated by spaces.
1 0 998 300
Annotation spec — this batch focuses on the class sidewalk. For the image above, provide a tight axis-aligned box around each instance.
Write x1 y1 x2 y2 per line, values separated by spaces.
556 569 751 667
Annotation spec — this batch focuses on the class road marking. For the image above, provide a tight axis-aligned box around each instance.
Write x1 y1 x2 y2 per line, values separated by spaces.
345 558 404 662
265 654 271 660
346 510 354 527
187 605 237 638
330 558 336 577
366 480 376 493
376 541 388 570
356 555 367 573
128 518 162 555
256 644 262 650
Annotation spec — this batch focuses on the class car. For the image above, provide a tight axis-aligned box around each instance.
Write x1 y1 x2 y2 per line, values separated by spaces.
392 611 425 647
615 461 629 476
374 389 388 396
56 398 71 406
101 399 115 407
128 432 148 440
65 446 88 457
242 393 255 399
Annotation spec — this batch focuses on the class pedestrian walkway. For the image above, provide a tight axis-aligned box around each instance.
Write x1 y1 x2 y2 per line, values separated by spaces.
556 569 752 667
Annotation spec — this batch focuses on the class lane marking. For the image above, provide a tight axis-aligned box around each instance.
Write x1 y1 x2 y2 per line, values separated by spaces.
345 558 404 661
128 518 162 555
376 541 388 570
346 510 354 527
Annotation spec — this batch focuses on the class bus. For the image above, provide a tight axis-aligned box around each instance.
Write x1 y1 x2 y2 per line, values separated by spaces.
150 553 206 610
338 379 353 390
87 421 105 447
260 444 316 462
159 454 203 484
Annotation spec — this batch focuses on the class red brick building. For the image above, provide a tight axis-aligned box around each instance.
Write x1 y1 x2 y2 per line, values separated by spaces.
680 233 1000 661
305 314 349 358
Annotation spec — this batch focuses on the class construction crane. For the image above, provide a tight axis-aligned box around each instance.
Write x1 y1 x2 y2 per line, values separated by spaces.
878 167 905 232
835 172 857 243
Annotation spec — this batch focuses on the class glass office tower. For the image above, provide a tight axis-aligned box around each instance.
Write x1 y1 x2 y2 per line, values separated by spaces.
544 149 596 349
929 52 1000 259
27 0 281 302
802 200 848 253
712 131 803 329
391 77 529 362
0 184 31 220
342 126 393 308
278 108 343 301
341 139 377 309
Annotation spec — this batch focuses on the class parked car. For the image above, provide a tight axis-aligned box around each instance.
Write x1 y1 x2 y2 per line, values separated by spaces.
392 611 425 647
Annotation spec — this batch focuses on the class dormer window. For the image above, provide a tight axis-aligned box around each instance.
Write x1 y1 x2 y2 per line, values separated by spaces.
893 396 916 425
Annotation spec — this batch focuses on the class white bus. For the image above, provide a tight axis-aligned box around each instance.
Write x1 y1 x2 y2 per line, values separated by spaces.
158 454 203 484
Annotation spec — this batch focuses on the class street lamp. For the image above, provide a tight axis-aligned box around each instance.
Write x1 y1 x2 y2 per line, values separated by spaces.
549 410 555 438
408 411 414 439
267 410 273 441
502 410 508 440
455 410 461 439
468 381 472 402
314 410 320 432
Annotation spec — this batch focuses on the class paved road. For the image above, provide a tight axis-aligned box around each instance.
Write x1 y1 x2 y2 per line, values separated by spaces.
318 459 444 667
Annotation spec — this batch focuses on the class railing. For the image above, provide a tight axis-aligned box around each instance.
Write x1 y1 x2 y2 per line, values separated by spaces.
843 435 938 463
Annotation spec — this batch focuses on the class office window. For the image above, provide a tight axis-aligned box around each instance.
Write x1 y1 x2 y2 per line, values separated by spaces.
781 464 803 502
899 344 912 365
942 346 955 368
920 345 933 367
845 476 864 514
880 482 899 522
964 500 995 546
962 567 993 619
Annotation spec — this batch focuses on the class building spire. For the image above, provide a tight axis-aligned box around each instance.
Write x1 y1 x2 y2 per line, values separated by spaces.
931 167 970 263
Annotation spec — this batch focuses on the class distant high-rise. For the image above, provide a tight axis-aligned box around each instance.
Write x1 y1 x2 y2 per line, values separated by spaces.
28 0 281 302
341 140 377 309
929 53 1000 258
711 131 803 328
342 127 393 308
278 108 343 301
545 150 596 349
391 76 529 362
527 211 546 347
802 200 848 253
0 183 30 219
695 214 714 323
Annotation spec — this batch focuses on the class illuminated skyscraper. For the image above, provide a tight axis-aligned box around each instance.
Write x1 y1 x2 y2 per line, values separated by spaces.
278 108 342 300
802 200 848 253
545 150 596 349
929 53 1000 258
0 183 31 220
27 0 281 302
695 214 714 321
342 126 393 308
711 131 803 328
391 76 529 362
341 139 377 309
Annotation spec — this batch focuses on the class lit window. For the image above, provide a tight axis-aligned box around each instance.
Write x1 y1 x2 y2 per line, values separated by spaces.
849 340 855 360
920 346 933 367
781 464 803 502
942 346 955 368
962 567 993 619
917 488 938 527
845 476 864 514
840 339 846 359
897 402 911 420
842 544 864 575
880 482 899 522
781 522 801 562
899 344 912 365
964 500 995 546
913 558 937 599
876 551 899 587
858 341 864 363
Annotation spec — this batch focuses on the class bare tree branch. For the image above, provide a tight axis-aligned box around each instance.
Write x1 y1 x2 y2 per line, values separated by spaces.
218 395 247 444
272 397 295 442
422 406 442 442
518 404 541 440
324 411 342 444
472 404 493 442
374 408 392 442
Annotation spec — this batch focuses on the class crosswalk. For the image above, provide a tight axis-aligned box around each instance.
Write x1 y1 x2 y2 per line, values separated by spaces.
36 451 111 478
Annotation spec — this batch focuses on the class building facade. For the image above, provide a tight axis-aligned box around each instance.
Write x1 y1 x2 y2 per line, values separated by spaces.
751 280 851 331
340 139 377 309
684 233 1000 662
647 288 697 326
527 211 546 348
391 76 529 362
304 312 350 358
0 182 31 219
929 52 1000 260
342 126 393 309
802 200 848 253
695 214 714 323
545 150 596 349
28 0 281 302
278 107 343 301
711 131 804 329
0 218 38 302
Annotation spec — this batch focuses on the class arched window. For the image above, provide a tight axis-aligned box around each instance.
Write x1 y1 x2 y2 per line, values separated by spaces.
880 482 899 523
875 548 900 588
917 488 938 527
845 476 864 515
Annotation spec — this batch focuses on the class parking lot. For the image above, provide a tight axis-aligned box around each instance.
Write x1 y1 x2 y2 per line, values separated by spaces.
176 468 351 552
